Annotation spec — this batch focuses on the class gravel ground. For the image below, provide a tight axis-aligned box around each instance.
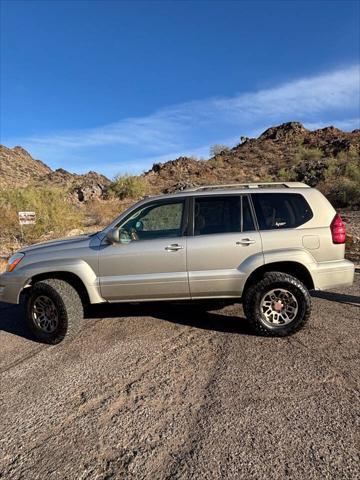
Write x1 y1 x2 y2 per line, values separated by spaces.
0 275 359 480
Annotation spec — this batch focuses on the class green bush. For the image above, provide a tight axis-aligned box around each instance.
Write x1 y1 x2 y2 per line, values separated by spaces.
0 186 83 242
323 158 339 180
345 159 360 183
278 167 296 181
108 174 148 200
296 147 323 163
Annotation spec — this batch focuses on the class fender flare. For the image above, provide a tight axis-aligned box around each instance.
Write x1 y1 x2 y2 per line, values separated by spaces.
19 258 104 304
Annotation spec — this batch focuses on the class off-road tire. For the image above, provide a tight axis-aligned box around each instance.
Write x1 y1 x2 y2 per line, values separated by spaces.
242 283 256 319
243 272 311 336
26 279 84 344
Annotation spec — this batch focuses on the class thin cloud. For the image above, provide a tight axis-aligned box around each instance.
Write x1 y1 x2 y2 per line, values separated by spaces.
304 118 360 132
4 64 360 175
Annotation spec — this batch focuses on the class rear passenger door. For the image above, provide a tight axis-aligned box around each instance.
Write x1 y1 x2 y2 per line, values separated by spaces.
187 195 263 298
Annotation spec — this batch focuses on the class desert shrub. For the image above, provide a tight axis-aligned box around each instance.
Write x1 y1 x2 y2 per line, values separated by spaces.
0 186 83 242
345 159 360 183
85 198 133 227
296 147 323 163
323 157 339 180
326 178 360 208
209 144 229 157
108 174 148 200
239 136 250 145
208 155 225 168
278 167 296 181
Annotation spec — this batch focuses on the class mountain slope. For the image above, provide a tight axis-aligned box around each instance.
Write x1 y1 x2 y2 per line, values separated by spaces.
0 145 111 201
144 122 360 193
0 145 52 188
1 122 359 200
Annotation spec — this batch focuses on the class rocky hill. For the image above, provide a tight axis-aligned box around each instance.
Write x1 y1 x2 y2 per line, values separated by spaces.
1 122 359 201
0 145 52 188
0 145 111 201
144 122 360 194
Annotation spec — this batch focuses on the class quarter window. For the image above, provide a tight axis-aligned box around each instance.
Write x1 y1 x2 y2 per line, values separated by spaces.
252 193 313 230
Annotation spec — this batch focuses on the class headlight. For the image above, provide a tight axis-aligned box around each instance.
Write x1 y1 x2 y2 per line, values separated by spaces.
6 253 25 272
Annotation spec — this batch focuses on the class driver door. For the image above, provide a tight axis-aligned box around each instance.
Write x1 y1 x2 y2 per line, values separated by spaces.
99 198 190 301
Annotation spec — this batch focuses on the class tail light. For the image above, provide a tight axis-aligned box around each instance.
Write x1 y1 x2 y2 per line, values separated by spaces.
330 213 346 244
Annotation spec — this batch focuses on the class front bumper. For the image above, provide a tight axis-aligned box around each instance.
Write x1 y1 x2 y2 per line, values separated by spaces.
0 274 24 304
310 259 355 290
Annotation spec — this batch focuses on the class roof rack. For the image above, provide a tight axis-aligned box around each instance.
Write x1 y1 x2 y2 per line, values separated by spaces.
187 182 309 191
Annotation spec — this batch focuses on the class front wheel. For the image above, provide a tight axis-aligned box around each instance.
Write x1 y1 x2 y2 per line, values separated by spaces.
243 272 311 336
26 279 84 344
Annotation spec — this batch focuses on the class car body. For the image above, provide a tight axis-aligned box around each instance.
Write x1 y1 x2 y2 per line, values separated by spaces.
0 182 354 343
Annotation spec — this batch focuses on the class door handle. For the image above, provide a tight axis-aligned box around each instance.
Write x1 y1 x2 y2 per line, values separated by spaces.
236 238 256 245
165 244 184 251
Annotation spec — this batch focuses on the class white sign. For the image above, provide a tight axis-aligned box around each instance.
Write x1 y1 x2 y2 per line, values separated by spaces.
18 211 36 225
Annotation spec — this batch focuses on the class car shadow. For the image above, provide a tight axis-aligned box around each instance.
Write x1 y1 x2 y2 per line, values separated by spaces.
0 300 254 342
0 302 34 340
311 291 360 307
85 301 255 336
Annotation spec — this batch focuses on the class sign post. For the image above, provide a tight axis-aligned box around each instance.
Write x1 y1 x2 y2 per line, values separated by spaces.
18 212 36 242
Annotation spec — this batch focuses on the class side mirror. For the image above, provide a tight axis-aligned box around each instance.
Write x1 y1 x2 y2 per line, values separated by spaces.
106 228 120 244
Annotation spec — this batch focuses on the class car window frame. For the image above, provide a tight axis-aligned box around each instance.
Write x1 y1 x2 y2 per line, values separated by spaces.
189 194 257 236
115 197 190 241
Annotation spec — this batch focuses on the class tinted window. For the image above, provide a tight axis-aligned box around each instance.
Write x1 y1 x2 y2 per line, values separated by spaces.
252 193 313 230
242 195 255 232
194 196 241 235
120 201 184 241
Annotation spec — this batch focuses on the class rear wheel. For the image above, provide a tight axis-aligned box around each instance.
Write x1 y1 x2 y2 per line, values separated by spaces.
26 279 84 344
243 272 311 336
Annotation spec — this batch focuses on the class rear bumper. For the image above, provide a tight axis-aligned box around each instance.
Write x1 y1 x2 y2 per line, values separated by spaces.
310 259 355 290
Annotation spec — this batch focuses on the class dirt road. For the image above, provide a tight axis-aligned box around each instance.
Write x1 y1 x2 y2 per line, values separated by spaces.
1 275 359 480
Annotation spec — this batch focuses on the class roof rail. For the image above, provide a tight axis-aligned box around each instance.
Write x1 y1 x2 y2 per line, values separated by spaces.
187 182 309 191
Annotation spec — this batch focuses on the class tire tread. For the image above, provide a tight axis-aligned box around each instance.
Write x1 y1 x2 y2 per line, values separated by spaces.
243 272 311 337
27 279 84 344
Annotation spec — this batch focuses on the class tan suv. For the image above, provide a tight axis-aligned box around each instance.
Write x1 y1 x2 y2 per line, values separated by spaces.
0 182 354 343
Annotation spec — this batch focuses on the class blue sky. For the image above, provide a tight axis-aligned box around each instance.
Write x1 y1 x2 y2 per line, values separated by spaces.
1 0 359 177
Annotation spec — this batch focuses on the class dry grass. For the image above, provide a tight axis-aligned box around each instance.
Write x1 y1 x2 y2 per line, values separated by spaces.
0 186 84 243
84 198 134 227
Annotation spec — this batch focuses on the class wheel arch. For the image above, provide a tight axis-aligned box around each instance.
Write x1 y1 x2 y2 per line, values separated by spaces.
25 271 91 307
243 261 315 295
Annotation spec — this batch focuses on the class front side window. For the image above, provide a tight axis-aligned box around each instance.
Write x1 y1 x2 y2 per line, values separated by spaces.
252 193 313 230
194 196 241 235
119 201 184 241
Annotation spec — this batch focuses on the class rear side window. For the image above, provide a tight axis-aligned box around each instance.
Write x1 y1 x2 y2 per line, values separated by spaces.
252 193 313 230
194 196 241 235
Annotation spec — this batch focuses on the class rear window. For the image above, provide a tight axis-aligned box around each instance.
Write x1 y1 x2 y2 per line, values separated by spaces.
252 193 313 230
